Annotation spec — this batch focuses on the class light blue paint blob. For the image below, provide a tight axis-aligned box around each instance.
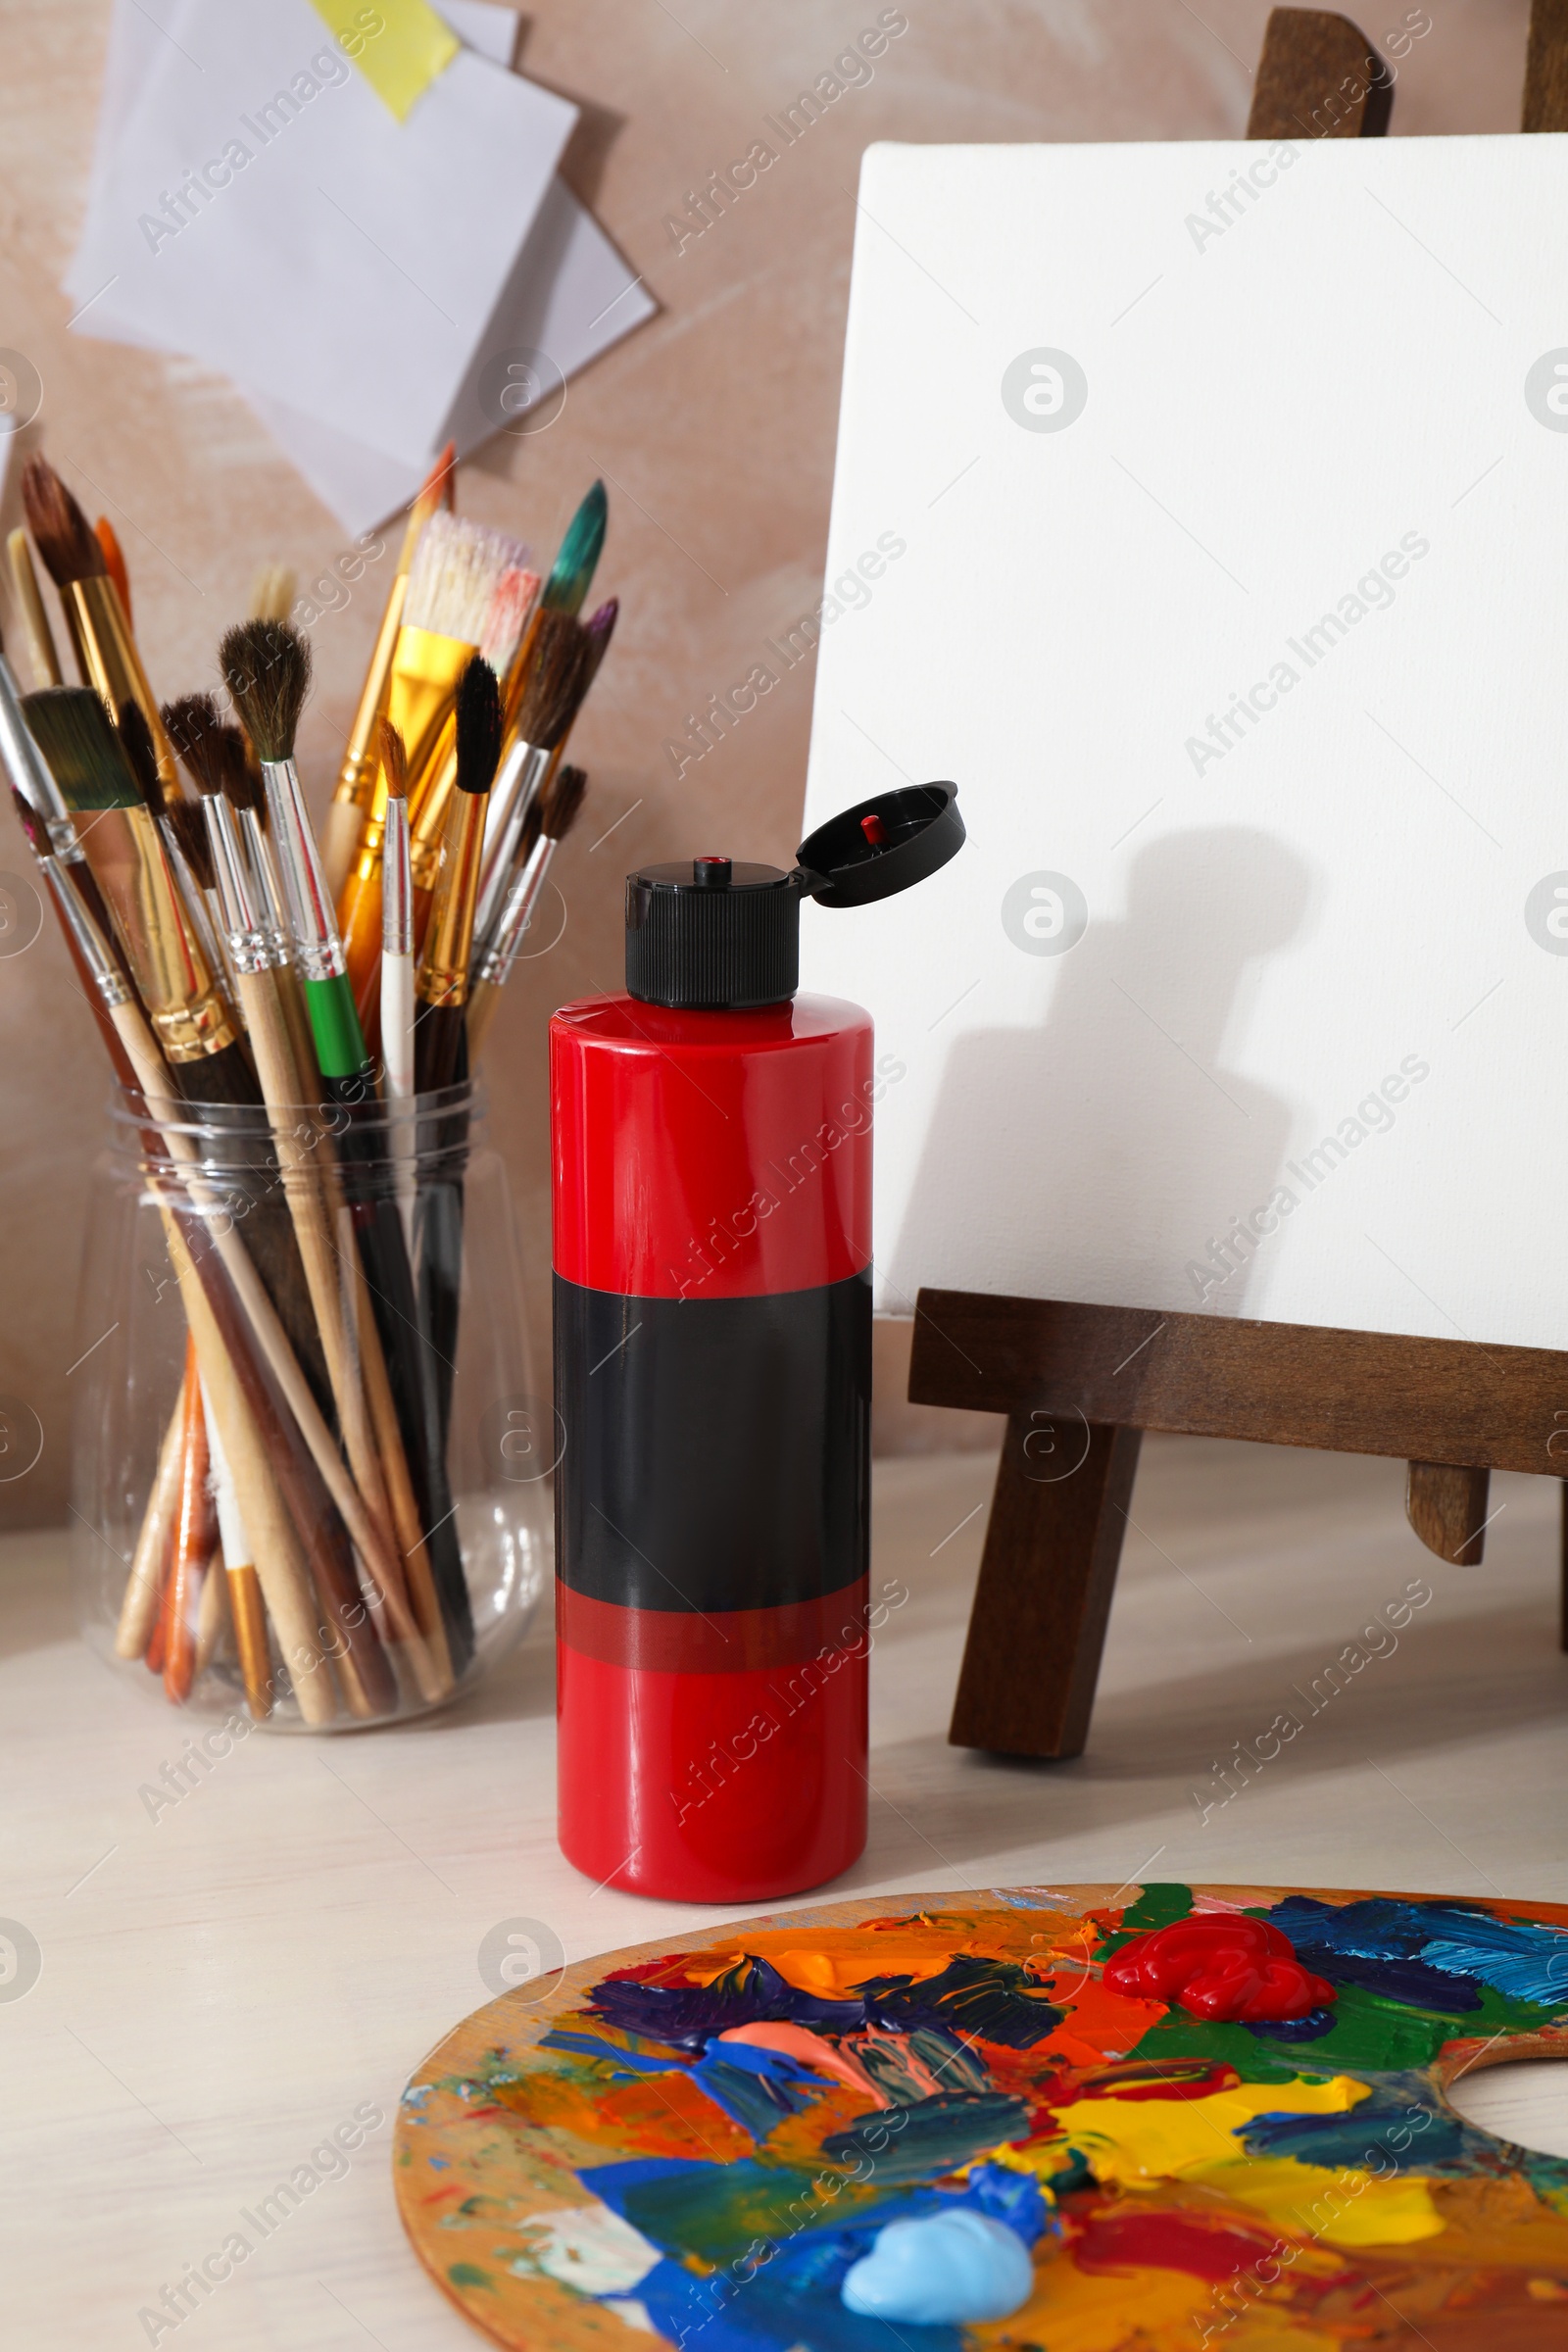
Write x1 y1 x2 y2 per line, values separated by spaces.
841 2208 1035 2325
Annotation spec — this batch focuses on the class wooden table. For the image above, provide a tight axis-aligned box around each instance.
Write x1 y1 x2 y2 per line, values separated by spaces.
6 1437 1568 2343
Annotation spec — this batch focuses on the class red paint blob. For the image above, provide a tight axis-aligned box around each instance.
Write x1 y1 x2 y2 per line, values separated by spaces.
1102 1915 1336 2024
1073 2207 1287 2282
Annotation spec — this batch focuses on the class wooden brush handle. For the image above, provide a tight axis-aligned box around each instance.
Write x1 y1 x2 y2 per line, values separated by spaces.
353 1251 453 1699
116 1376 186 1658
164 1210 337 1726
163 1366 214 1703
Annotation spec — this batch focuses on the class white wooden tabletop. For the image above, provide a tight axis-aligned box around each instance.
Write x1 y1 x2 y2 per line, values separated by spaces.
7 1434 1568 2345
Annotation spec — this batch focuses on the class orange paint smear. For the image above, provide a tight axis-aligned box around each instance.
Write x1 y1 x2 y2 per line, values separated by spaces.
493 2065 755 2164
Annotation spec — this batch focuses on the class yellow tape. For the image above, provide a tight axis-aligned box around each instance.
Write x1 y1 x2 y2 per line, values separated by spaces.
309 1 459 122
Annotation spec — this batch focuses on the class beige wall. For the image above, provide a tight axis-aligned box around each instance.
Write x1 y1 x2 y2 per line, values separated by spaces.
0 0 1530 1524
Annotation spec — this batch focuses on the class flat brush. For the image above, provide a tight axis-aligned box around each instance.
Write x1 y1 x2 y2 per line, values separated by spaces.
320 442 455 899
336 512 528 1013
7 528 62 685
414 655 502 1094
0 620 126 967
23 685 248 1092
467 764 588 1057
471 611 594 952
22 455 178 793
401 562 539 985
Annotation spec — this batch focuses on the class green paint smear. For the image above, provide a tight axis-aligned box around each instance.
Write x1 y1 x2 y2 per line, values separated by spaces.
1099 1880 1196 1963
448 2263 492 2290
1132 1978 1567 2082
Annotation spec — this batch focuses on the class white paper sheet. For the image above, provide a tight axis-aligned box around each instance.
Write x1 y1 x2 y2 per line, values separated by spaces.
801 135 1568 1353
67 0 576 467
67 0 653 533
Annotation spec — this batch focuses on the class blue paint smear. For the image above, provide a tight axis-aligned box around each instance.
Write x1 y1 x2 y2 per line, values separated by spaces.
1264 1897 1485 2012
1237 2083 1468 2174
821 2093 1032 2186
539 2028 690 2078
588 1956 868 2051
585 1951 1059 2054
1247 2007 1338 2043
1416 1914 1568 2007
582 2160 1049 2352
689 2042 831 2141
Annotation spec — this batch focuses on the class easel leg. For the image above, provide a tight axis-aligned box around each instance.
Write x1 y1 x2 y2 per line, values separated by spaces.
949 1417 1141 1760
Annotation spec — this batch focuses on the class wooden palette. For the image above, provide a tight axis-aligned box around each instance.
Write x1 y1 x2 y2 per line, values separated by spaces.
396 1882 1568 2348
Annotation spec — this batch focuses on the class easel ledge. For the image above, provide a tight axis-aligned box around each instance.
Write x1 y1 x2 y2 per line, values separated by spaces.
912 2 1568 1763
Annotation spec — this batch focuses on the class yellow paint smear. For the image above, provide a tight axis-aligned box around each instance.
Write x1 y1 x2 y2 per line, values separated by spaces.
974 2253 1211 2351
1194 2153 1445 2249
1063 2077 1370 2184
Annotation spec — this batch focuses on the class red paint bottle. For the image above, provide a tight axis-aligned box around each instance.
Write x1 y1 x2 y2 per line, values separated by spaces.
551 784 962 1901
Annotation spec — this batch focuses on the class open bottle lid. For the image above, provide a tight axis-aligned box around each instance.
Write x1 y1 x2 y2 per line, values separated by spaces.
625 782 963 1009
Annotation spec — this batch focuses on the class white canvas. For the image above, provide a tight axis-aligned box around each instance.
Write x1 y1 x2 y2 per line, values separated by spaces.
800 135 1568 1351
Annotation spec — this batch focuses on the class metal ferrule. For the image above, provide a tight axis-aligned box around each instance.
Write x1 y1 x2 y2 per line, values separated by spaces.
383 793 413 959
41 857 131 1008
71 803 235 1062
159 820 235 1006
236 806 291 969
261 756 347 984
0 653 81 862
477 834 555 990
473 739 548 945
416 793 487 1009
202 797 271 976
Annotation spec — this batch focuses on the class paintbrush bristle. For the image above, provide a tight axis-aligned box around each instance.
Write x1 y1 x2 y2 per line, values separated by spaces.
403 513 529 645
167 798 216 893
583 597 618 682
117 701 165 816
454 655 503 797
215 726 259 814
542 763 587 843
479 565 539 677
379 717 409 799
515 610 593 750
220 619 311 763
21 457 107 588
543 481 607 616
22 687 140 810
163 694 228 797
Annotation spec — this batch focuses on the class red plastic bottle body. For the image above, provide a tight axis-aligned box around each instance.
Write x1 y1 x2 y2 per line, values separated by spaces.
551 992 875 1901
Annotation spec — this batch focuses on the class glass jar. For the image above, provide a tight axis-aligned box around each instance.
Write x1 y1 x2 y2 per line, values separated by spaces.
71 1080 550 1729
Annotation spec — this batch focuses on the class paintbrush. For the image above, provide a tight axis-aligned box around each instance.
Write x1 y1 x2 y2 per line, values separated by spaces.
0 618 127 968
117 699 237 1015
22 455 178 793
7 528 62 685
161 1350 215 1702
199 1375 272 1720
379 717 416 1248
467 765 588 1058
414 655 502 1094
202 718 320 1095
471 611 593 953
22 686 255 1100
166 691 445 1705
320 442 455 899
542 478 608 619
484 596 615 959
9 785 141 1091
222 618 473 1677
95 517 132 628
335 513 527 1012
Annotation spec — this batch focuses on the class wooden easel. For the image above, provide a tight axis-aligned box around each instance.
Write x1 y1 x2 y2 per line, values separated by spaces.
913 4 1568 1762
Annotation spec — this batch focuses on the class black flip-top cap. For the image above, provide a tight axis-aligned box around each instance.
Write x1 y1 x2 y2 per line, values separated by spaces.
796 780 964 908
625 782 962 1009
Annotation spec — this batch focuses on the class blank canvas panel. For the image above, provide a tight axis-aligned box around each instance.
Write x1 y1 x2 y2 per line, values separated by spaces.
800 133 1568 1350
